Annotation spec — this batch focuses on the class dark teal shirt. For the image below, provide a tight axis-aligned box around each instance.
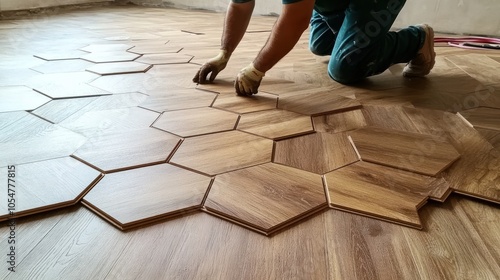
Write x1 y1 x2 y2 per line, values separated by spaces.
232 0 334 14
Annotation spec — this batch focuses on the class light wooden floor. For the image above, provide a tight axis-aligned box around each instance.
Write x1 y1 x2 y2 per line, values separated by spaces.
1 4 500 279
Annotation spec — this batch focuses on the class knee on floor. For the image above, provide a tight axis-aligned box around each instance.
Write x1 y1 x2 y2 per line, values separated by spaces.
309 40 332 56
327 56 366 84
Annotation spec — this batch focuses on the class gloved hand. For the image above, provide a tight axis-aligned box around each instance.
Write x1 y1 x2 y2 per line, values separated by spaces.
192 50 230 84
235 63 265 96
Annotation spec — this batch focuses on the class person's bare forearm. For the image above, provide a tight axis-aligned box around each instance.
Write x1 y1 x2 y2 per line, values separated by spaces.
253 0 315 72
222 1 255 54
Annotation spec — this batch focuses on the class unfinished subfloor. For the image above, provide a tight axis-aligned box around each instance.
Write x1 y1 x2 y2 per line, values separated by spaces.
1 4 500 279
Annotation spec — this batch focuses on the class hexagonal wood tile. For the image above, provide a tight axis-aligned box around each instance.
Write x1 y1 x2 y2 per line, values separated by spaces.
0 68 41 87
0 86 51 113
212 92 278 114
72 128 181 173
82 164 212 230
136 53 193 64
312 109 367 133
60 106 160 137
80 43 133 53
0 157 102 222
238 109 314 140
476 128 500 149
170 130 273 176
153 107 238 137
204 163 327 235
33 82 111 99
127 42 183 54
82 51 140 63
86 61 152 75
274 132 358 174
459 107 500 131
139 88 217 112
349 126 461 177
33 50 89 61
278 91 361 116
31 59 95 74
325 161 452 229
446 54 500 85
0 111 87 166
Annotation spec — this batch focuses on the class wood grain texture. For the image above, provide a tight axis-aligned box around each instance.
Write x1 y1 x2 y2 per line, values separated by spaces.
459 107 500 131
204 163 327 235
85 61 152 75
60 106 159 137
0 157 102 221
325 161 434 228
361 105 419 133
80 43 133 53
476 127 500 149
128 41 182 54
237 109 314 140
313 109 367 133
273 132 358 174
212 91 278 114
0 68 40 87
278 91 361 116
153 107 238 137
170 130 273 176
349 126 461 176
83 164 211 229
139 88 217 112
136 53 193 64
31 59 95 74
402 107 500 203
446 54 500 85
81 51 140 63
0 86 51 113
33 50 88 60
73 128 181 173
33 82 111 99
0 111 87 166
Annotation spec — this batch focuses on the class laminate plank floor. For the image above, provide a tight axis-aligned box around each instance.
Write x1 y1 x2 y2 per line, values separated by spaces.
170 130 273 176
83 163 211 230
274 132 358 174
349 126 461 176
0 157 102 221
153 107 238 137
204 163 327 235
1 6 500 279
459 107 500 131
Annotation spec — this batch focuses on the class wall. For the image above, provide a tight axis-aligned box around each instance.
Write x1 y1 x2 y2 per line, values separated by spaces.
129 0 500 36
0 0 111 11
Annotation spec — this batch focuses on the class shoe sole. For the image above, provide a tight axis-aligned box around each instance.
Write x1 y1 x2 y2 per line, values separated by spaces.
403 24 436 77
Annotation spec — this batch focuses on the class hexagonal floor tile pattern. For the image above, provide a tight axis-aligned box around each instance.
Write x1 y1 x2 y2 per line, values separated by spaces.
72 128 181 173
82 164 211 230
278 91 362 116
153 107 238 137
33 82 111 99
86 61 152 75
31 59 95 74
238 109 314 140
204 163 327 235
170 130 273 176
0 157 102 222
128 42 183 54
136 53 193 64
82 51 140 63
0 86 51 113
349 126 461 177
0 111 87 166
312 109 367 133
34 50 89 61
213 92 278 114
274 132 358 174
325 161 452 228
80 43 133 53
459 107 500 131
139 88 217 112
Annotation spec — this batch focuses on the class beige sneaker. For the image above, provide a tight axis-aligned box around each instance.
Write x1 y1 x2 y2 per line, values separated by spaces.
403 24 436 77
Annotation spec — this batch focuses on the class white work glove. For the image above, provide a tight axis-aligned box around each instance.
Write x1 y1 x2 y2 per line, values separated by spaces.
193 50 230 84
235 63 265 96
